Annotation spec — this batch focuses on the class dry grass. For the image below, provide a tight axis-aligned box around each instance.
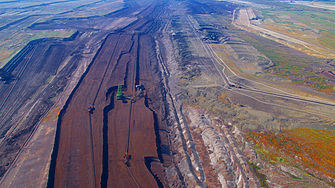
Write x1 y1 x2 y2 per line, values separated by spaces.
41 107 61 123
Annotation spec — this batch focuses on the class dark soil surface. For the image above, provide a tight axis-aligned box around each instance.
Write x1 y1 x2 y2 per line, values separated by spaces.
0 0 145 182
49 2 171 188
0 37 80 178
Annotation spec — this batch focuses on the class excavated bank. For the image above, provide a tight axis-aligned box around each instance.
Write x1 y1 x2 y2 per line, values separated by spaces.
144 157 165 188
157 15 262 186
145 97 164 163
0 34 88 181
50 3 170 187
101 88 116 188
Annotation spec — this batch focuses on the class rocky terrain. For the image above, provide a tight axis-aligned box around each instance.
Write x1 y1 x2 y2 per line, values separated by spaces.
161 0 335 187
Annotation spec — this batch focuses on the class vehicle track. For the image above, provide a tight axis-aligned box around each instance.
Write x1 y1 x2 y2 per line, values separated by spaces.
196 17 335 108
235 9 335 56
185 13 335 119
228 73 335 106
124 31 140 187
127 166 141 188
237 87 335 107
0 69 75 185
230 89 334 119
88 114 97 188
186 15 229 86
0 45 37 113
0 103 50 187
0 45 40 145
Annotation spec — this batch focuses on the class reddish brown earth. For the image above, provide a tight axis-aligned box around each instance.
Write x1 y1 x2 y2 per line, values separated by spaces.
51 3 169 188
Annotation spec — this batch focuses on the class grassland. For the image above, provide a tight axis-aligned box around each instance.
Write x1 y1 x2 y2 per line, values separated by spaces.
259 8 335 52
234 27 335 93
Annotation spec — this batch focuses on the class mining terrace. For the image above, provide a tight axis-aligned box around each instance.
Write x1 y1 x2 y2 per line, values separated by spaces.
1 0 335 187
50 3 170 188
0 1 171 187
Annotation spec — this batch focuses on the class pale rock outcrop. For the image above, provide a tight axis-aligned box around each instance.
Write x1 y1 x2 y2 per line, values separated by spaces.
185 106 261 188
157 28 260 188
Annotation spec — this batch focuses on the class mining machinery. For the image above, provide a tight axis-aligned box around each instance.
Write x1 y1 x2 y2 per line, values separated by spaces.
88 105 95 114
116 85 131 100
131 84 145 103
123 152 131 167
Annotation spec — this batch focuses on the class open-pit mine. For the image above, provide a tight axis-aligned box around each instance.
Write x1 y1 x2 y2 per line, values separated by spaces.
0 0 335 187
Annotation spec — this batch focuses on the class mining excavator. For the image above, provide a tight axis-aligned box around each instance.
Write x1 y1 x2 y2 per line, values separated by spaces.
131 84 145 103
88 105 95 114
123 152 131 167
135 84 144 91
116 85 131 100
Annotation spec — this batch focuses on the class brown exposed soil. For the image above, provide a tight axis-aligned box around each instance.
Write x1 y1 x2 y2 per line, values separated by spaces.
49 2 170 188
3 0 335 187
0 35 82 179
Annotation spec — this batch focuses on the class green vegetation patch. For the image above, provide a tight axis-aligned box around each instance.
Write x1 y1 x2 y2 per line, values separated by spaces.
285 11 335 31
29 30 76 41
247 161 270 188
240 34 313 76
284 10 335 50
284 171 302 180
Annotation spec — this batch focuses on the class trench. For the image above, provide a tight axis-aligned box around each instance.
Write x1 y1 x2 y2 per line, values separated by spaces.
139 33 163 163
142 92 169 188
46 88 70 188
114 33 136 90
144 157 164 188
46 32 111 188
135 34 141 86
135 33 165 187
144 97 163 163
101 87 117 188
123 53 130 89
102 33 136 187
